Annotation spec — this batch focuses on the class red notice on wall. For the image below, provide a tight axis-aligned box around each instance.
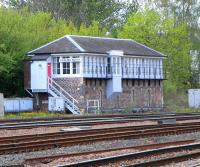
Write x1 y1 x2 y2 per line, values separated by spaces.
48 63 51 78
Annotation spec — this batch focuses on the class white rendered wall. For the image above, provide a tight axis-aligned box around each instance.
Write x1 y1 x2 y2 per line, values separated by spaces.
106 50 123 97
31 61 47 92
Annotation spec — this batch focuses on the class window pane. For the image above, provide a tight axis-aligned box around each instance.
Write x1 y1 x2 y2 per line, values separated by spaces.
72 62 80 74
67 62 70 74
63 62 70 74
53 57 57 74
73 62 76 74
57 61 60 74
76 62 80 74
53 57 60 74
63 62 66 74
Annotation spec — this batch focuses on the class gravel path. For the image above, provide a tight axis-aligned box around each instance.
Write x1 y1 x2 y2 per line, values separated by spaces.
1 132 200 166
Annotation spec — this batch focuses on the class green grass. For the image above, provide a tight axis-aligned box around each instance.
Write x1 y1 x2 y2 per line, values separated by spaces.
175 108 200 113
2 111 71 120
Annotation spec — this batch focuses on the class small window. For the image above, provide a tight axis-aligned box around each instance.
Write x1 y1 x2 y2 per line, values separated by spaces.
132 80 135 86
53 57 60 74
94 79 96 86
148 80 151 86
158 80 161 86
138 80 140 87
132 89 135 102
107 57 111 74
126 80 129 86
99 80 102 87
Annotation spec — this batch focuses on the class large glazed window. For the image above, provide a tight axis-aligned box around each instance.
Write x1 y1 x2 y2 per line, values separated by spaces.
52 56 80 75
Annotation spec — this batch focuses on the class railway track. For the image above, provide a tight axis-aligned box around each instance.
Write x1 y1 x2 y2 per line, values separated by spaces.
57 142 200 167
1 112 198 123
1 122 200 155
1 113 200 129
24 139 195 166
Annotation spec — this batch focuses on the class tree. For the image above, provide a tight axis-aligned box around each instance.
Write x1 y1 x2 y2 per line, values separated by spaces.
1 0 139 33
0 7 106 97
118 9 192 89
142 0 200 87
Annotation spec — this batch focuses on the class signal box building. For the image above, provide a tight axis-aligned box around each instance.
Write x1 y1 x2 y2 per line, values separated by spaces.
24 35 166 114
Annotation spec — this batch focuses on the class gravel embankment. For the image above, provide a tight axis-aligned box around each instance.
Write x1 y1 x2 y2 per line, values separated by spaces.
1 132 200 167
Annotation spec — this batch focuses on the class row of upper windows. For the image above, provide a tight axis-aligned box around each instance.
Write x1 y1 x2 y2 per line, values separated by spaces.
83 56 162 65
52 56 163 75
53 57 80 75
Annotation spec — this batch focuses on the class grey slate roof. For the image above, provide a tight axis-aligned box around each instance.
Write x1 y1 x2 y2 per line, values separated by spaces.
30 55 49 60
28 35 165 57
29 36 80 54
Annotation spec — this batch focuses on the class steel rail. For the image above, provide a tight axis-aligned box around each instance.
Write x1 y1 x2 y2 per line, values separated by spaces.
1 122 200 144
1 114 200 129
1 124 200 154
57 142 200 167
125 151 200 167
0 112 200 124
24 139 195 165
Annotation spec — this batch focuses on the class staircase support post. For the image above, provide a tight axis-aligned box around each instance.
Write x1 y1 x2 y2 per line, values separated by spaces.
73 99 74 112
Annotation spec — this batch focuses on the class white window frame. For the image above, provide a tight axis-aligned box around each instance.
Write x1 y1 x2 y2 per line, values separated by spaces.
52 56 81 78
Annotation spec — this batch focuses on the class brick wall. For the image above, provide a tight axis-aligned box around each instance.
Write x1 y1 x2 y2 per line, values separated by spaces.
33 92 48 111
84 79 163 111
24 61 31 89
54 78 85 109
45 78 163 112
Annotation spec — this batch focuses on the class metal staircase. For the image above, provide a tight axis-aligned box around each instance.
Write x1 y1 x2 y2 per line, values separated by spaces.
48 77 80 114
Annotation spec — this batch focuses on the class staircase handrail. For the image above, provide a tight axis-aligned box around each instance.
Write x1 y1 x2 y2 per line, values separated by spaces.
48 77 78 104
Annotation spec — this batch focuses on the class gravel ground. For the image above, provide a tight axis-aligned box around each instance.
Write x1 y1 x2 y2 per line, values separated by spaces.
1 132 200 167
91 149 200 167
38 142 194 167
178 119 200 124
165 159 200 167
0 121 156 138
0 126 69 137
1 119 200 138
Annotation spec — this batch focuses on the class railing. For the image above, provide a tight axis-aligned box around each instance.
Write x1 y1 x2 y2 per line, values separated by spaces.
48 77 79 113
86 99 100 114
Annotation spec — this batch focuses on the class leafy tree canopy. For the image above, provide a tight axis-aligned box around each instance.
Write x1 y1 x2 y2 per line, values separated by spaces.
1 0 139 32
118 9 192 88
0 8 106 96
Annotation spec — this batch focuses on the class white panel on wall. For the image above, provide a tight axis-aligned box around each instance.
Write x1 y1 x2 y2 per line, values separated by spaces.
48 97 65 112
31 61 47 91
